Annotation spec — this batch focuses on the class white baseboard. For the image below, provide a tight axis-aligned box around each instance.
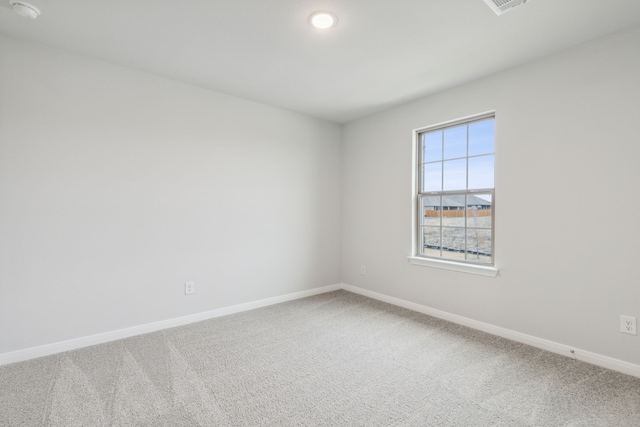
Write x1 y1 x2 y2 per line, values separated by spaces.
0 284 341 366
341 284 640 379
4 282 639 379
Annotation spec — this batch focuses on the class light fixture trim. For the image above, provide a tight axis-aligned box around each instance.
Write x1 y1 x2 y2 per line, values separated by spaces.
309 11 338 29
10 1 41 19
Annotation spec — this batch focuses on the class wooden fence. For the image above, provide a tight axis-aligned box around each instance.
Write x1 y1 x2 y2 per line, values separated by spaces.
424 209 492 218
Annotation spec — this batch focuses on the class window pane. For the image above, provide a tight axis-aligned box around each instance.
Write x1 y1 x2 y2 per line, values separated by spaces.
442 197 465 227
441 227 465 260
443 125 467 160
422 162 442 192
468 155 494 189
466 229 492 263
423 131 442 162
466 194 492 229
468 120 494 156
443 159 466 191
422 226 441 257
421 196 441 226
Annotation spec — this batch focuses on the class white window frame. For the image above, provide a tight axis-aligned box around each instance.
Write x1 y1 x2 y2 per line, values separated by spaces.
408 111 499 277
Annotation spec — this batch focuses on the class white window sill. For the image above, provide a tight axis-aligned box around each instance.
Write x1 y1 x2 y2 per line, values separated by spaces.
407 256 499 277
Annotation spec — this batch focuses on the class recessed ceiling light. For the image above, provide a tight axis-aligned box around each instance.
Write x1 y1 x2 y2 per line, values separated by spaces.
309 11 337 29
9 1 41 20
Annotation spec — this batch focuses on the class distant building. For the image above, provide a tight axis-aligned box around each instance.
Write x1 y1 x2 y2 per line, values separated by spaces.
423 195 491 211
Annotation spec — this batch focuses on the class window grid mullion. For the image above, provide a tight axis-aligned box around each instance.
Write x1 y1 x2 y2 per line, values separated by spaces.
439 195 443 257
422 152 495 165
465 125 469 260
440 131 444 192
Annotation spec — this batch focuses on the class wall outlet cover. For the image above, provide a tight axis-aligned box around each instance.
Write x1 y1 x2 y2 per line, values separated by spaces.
185 281 195 295
620 315 637 335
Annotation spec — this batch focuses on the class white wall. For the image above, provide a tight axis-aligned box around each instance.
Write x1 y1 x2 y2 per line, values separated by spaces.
0 36 342 354
3 25 640 367
342 26 640 365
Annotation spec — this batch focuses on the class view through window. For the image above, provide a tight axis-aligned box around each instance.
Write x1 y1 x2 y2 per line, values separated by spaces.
417 115 495 264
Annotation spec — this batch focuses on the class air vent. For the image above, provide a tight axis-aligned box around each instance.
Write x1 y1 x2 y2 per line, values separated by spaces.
483 0 527 15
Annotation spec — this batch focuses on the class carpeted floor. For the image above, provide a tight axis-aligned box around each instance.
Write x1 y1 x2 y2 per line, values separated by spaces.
1 290 639 426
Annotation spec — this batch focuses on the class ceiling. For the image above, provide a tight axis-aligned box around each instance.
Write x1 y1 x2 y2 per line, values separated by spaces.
1 0 640 123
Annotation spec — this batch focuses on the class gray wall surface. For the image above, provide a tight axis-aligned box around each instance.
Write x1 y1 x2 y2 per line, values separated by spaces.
341 26 640 365
0 36 342 354
2 25 640 367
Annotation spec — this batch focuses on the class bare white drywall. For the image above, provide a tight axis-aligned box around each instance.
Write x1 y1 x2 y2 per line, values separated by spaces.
0 36 342 354
342 26 640 365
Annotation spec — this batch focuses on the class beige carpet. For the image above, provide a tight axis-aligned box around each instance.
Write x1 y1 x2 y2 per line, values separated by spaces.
1 290 639 426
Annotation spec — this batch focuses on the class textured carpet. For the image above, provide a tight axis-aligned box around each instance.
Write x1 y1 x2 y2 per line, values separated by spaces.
1 290 639 427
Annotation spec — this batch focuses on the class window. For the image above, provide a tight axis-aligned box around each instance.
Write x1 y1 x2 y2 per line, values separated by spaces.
414 113 495 269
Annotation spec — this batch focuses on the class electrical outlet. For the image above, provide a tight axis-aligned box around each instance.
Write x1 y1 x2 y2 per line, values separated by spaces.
620 315 637 335
185 281 195 295
360 265 366 275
